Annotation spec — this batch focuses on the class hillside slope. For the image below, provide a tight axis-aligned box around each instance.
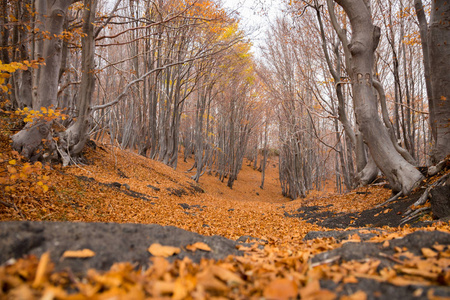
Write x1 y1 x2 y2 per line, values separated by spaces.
1 138 450 299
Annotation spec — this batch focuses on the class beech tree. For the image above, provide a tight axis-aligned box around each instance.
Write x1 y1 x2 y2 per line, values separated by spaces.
329 0 423 194
414 0 450 162
12 0 92 163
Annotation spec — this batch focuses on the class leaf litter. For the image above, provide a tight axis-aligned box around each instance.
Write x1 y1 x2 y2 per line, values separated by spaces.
0 139 449 299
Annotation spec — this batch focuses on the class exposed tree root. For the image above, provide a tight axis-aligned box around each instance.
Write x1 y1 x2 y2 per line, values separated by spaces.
405 172 450 217
400 207 431 226
375 191 403 208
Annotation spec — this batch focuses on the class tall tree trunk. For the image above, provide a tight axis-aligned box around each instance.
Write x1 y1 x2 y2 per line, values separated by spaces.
428 0 450 162
260 119 269 189
60 0 97 164
415 0 450 162
35 0 73 109
334 0 423 194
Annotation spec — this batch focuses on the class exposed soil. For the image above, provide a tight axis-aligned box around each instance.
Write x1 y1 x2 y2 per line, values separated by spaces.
0 221 244 275
284 189 435 228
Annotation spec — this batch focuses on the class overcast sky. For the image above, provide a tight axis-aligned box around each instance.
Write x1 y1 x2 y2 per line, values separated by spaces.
221 0 282 53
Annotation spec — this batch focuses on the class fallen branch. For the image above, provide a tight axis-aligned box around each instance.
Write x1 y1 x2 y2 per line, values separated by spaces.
405 173 450 216
378 252 403 264
0 200 26 219
400 207 431 226
0 199 14 208
375 191 403 208
310 255 341 268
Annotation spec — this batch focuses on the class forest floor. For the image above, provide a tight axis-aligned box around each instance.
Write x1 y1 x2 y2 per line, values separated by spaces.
1 133 450 299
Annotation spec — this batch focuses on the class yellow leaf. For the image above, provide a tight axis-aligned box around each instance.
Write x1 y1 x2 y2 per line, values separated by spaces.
8 159 16 165
186 242 212 252
37 181 44 186
148 243 180 257
62 249 95 258
42 185 49 192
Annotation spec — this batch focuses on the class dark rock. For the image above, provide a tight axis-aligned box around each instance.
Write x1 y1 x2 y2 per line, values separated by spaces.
430 185 450 219
167 188 188 197
0 221 243 275
178 203 190 209
189 183 205 194
202 224 210 228
236 235 268 244
320 277 449 300
285 192 427 228
228 209 234 212
311 231 450 269
147 185 160 191
111 182 122 188
117 168 129 179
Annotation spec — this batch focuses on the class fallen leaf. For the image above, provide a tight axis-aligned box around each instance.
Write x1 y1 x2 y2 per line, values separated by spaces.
396 267 438 280
210 265 244 285
432 245 445 252
62 249 96 258
148 243 180 257
186 242 212 252
263 278 298 300
421 248 438 258
343 275 358 284
153 281 175 295
413 288 424 297
196 269 229 292
32 252 50 288
341 290 367 300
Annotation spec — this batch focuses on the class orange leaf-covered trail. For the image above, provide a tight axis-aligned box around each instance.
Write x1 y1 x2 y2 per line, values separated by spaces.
1 142 449 299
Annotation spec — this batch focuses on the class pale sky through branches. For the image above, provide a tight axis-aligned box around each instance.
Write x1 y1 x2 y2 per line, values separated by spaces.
221 0 282 53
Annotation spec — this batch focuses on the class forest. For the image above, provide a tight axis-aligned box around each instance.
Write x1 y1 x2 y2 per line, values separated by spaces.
0 0 449 196
0 0 449 299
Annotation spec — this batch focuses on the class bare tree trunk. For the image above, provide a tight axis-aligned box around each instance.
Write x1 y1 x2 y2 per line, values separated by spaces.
260 119 269 189
414 0 450 162
61 0 97 163
13 0 74 160
428 0 450 162
35 0 73 109
334 0 423 194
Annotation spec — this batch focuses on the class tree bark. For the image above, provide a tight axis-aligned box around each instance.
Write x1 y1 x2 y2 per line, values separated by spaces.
428 0 450 162
35 0 73 109
334 0 423 194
